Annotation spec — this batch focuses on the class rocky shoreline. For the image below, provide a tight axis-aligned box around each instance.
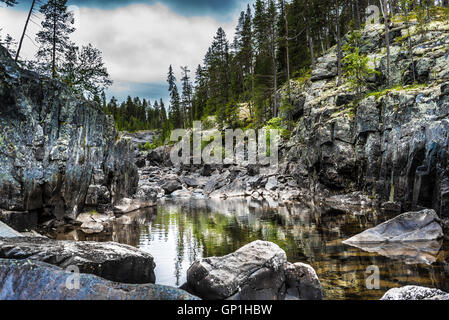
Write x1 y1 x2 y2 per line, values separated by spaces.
1 15 449 301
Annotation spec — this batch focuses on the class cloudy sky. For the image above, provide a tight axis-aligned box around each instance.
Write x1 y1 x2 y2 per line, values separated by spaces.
0 0 250 103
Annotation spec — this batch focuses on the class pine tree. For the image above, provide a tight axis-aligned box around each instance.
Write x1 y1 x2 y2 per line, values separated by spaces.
36 0 75 79
167 65 183 128
61 44 112 97
0 0 17 6
181 66 193 127
342 30 378 96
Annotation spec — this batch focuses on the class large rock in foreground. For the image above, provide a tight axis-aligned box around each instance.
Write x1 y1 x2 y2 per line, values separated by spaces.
185 240 323 300
0 237 155 284
381 286 449 300
0 259 198 300
343 209 443 244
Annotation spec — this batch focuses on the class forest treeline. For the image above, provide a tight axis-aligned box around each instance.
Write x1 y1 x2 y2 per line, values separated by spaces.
162 0 449 137
1 0 449 137
0 0 112 98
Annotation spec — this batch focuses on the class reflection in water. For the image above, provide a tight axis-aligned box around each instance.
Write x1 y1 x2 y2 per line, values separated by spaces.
343 240 443 265
49 198 449 300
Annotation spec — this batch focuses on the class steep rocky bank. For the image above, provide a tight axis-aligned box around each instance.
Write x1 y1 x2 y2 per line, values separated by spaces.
0 45 138 226
282 19 449 217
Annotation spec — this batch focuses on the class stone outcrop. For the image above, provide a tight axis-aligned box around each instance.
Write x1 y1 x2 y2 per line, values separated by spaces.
184 240 323 300
381 285 449 300
0 45 138 220
343 209 443 243
0 221 22 238
0 259 199 300
0 237 156 284
281 20 449 217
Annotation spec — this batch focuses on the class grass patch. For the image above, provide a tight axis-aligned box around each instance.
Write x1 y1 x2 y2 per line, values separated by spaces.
366 83 428 100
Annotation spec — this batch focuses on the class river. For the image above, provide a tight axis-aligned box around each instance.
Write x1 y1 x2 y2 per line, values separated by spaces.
47 198 449 300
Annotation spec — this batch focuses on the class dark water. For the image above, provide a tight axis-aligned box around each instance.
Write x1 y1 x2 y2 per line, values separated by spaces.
49 198 449 300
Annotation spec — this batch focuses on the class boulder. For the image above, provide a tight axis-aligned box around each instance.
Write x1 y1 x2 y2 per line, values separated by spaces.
381 201 402 214
381 286 449 300
265 176 278 191
0 221 22 238
343 209 443 243
147 149 163 164
0 259 199 300
135 157 146 168
283 262 323 300
186 240 287 300
113 197 154 214
185 241 323 300
133 185 158 204
183 177 200 188
80 221 105 234
161 180 182 194
0 237 156 284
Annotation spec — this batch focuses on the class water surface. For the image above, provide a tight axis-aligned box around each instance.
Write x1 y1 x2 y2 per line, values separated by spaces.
49 198 449 300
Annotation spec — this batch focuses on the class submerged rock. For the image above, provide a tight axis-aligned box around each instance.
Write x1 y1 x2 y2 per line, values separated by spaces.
0 237 156 284
343 209 443 243
113 197 155 214
80 221 105 234
381 286 449 300
344 240 443 265
0 259 198 300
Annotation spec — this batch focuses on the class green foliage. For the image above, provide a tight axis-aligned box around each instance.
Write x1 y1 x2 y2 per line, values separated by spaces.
139 142 153 151
36 0 75 78
366 83 428 99
342 30 379 96
264 117 290 139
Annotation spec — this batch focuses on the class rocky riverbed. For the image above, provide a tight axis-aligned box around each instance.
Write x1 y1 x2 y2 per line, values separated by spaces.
1 15 449 301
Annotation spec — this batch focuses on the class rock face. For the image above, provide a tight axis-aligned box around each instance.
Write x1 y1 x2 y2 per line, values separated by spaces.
280 20 449 217
381 286 449 300
0 45 138 220
0 237 156 284
0 259 199 300
343 209 443 243
185 240 323 300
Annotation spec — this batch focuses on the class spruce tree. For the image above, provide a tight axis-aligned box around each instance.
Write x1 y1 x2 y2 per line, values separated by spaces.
167 65 182 128
36 0 75 79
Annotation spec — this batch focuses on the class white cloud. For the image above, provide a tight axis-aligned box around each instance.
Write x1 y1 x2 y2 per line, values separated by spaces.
0 3 237 83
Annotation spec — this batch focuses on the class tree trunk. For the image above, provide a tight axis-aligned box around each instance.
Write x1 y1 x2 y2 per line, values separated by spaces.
382 0 391 88
355 0 361 29
335 0 342 86
306 18 315 67
15 0 36 62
